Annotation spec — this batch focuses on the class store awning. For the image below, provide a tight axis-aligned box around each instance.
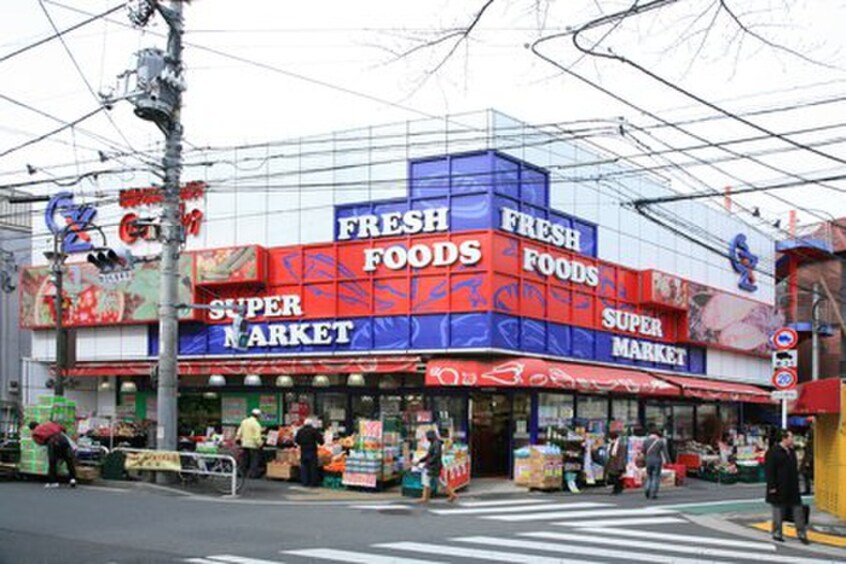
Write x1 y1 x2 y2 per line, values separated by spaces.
655 374 773 404
65 355 422 377
425 358 680 396
792 378 843 415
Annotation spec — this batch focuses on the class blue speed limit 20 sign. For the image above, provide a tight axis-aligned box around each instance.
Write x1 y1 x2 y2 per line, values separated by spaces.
772 327 799 351
772 368 797 390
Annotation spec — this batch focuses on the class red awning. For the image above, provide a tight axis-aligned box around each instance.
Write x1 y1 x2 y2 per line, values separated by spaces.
65 355 421 377
426 358 680 396
792 378 842 415
656 374 772 404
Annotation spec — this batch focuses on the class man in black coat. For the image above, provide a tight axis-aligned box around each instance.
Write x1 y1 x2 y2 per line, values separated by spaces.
295 418 324 487
765 430 809 544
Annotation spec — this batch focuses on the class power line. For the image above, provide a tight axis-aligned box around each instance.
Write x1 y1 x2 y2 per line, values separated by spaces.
0 106 105 161
0 2 123 64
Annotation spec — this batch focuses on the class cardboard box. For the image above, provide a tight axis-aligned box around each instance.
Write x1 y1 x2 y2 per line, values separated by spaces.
266 462 298 481
76 466 100 482
276 449 299 464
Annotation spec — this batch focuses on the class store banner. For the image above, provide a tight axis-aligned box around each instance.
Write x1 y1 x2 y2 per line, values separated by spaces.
124 451 181 472
426 358 681 396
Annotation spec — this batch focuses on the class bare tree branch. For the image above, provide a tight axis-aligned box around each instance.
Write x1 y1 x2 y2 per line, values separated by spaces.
718 0 841 71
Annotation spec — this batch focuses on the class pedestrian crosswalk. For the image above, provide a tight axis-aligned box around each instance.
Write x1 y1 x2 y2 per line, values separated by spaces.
183 525 835 564
180 498 838 564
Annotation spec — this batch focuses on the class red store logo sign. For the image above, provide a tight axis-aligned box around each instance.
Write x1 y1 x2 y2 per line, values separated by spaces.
118 181 205 244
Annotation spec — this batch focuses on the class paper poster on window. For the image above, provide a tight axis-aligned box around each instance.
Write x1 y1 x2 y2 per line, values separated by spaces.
222 396 247 424
259 394 279 424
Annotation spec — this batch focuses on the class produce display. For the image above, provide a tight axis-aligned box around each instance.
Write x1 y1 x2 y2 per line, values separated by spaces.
19 396 76 476
528 445 563 490
342 417 401 488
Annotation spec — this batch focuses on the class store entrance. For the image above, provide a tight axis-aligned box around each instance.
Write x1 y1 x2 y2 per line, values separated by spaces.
470 393 510 476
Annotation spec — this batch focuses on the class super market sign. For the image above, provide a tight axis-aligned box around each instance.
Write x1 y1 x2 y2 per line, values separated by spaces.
152 151 704 374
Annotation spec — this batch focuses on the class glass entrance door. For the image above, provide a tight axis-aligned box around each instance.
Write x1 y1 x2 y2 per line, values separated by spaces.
470 393 510 476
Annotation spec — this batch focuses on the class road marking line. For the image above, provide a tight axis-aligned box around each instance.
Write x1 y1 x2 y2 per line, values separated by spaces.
483 506 675 522
454 499 555 508
375 541 598 564
348 504 413 510
522 532 837 563
453 536 713 564
285 548 445 564
183 559 219 564
429 501 610 516
750 521 846 548
583 526 777 550
206 556 285 564
554 516 685 528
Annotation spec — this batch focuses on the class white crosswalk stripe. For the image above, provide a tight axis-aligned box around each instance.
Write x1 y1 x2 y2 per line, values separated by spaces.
451 499 555 508
284 548 446 564
453 535 716 564
484 506 677 522
428 501 610 516
202 556 285 564
581 526 777 551
554 516 685 527
522 532 837 564
375 541 599 564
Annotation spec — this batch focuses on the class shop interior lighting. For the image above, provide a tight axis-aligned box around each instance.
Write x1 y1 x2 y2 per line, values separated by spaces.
312 374 330 388
275 375 294 388
347 373 366 387
202 391 218 400
208 374 227 387
244 374 262 387
378 375 399 390
119 381 137 393
98 379 113 391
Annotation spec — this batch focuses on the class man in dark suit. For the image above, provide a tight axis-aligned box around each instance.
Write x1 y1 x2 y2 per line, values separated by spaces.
765 430 809 544
605 431 628 495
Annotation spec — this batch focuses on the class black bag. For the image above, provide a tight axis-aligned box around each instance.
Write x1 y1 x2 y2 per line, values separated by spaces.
784 504 811 524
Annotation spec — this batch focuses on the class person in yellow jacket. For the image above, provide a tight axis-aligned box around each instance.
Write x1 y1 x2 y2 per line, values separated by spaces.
236 409 264 478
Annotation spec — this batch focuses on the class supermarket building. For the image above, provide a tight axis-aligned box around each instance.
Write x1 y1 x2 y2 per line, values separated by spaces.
21 111 780 476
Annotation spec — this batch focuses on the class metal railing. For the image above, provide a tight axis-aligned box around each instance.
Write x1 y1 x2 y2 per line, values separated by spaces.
115 447 240 496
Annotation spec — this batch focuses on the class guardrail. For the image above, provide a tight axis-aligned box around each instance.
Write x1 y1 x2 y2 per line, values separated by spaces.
114 447 240 496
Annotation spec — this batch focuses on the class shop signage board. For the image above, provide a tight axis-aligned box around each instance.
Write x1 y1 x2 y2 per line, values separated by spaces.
23 150 782 373
124 451 181 471
772 368 798 390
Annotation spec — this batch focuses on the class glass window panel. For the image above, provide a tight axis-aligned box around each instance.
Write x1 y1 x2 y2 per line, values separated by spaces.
612 398 638 428
431 395 467 441
538 393 574 439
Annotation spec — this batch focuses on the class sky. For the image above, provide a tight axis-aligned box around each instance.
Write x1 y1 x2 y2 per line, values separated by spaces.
1 0 845 237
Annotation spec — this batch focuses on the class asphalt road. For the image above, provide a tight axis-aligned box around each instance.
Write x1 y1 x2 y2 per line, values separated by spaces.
0 481 843 564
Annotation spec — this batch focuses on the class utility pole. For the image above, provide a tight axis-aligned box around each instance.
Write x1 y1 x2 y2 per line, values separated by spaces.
123 0 186 460
155 1 185 459
811 281 823 382
49 232 67 396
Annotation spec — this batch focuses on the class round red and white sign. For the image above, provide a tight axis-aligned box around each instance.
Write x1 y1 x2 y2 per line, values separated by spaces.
772 368 797 390
772 327 799 351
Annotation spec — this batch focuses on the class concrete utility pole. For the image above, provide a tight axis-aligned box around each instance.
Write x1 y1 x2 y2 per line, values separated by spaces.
811 281 823 382
49 232 67 396
155 1 185 458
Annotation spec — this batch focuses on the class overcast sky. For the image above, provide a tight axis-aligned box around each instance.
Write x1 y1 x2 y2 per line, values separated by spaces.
2 0 845 233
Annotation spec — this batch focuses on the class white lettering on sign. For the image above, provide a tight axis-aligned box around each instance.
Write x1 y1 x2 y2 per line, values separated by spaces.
611 336 687 367
500 207 581 252
601 308 664 338
337 207 449 240
522 248 599 287
223 320 355 348
208 295 303 321
363 240 482 272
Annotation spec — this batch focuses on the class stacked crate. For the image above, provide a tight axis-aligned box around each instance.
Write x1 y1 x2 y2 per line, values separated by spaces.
18 396 77 476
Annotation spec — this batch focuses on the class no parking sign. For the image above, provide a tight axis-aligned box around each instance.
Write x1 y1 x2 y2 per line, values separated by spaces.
772 327 799 351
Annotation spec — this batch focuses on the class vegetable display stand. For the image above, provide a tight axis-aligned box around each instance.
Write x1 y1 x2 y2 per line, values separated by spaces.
737 464 765 483
342 417 401 490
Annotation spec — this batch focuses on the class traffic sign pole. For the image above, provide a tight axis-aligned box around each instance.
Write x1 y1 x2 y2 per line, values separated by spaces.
782 399 788 430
